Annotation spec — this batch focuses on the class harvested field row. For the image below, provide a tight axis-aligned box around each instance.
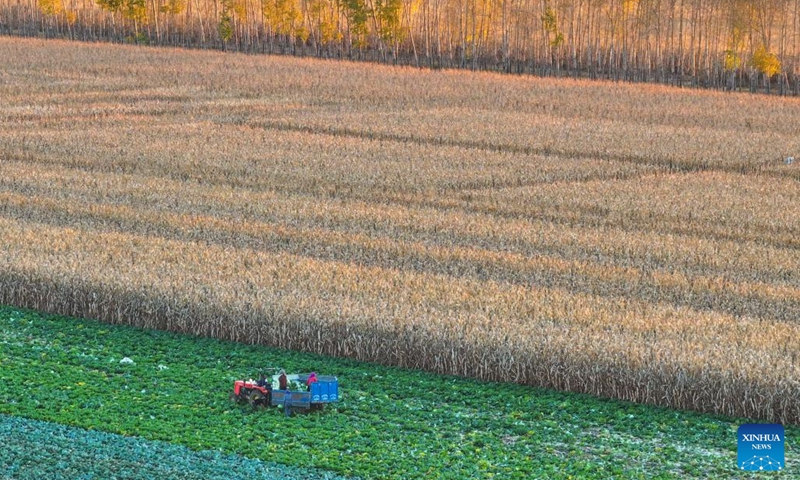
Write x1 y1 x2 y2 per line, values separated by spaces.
234 109 800 178
1 121 797 250
0 124 657 195
3 40 796 133
0 171 798 323
1 153 797 279
3 41 800 178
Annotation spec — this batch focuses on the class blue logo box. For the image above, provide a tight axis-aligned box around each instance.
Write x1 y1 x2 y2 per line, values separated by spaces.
738 424 785 472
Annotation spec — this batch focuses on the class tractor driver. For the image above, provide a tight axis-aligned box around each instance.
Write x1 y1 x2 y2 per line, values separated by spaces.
257 373 272 405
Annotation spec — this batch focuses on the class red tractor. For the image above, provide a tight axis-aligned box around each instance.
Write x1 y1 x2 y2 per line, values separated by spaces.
230 379 272 408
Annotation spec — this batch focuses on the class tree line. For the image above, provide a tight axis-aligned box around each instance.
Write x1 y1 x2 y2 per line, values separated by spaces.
1 0 798 94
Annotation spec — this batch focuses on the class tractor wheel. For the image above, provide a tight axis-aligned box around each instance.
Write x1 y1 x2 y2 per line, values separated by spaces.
248 390 265 409
229 392 239 403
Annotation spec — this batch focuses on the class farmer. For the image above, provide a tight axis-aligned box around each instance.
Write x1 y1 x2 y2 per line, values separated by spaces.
306 371 318 390
278 369 288 390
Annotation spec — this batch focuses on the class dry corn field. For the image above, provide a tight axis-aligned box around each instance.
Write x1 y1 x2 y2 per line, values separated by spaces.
2 37 799 424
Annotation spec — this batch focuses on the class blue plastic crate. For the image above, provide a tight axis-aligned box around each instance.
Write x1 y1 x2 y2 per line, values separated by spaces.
310 379 338 403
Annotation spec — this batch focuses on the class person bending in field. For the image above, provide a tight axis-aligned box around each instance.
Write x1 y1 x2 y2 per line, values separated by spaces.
306 372 318 390
278 369 288 390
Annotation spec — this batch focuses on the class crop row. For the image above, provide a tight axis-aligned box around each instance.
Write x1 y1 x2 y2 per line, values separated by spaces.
4 39 800 177
9 161 800 281
1 121 659 196
0 159 797 323
3 124 797 252
0 414 349 480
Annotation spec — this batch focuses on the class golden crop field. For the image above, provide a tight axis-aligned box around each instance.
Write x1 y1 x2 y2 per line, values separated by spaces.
1 38 799 423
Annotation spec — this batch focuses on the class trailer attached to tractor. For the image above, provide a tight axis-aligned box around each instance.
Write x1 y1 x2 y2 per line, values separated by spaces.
231 372 338 416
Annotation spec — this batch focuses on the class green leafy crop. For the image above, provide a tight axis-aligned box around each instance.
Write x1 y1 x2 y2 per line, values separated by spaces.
0 413 350 479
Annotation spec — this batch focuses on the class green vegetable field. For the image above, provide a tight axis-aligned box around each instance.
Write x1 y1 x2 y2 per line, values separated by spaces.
0 414 347 480
0 306 795 479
